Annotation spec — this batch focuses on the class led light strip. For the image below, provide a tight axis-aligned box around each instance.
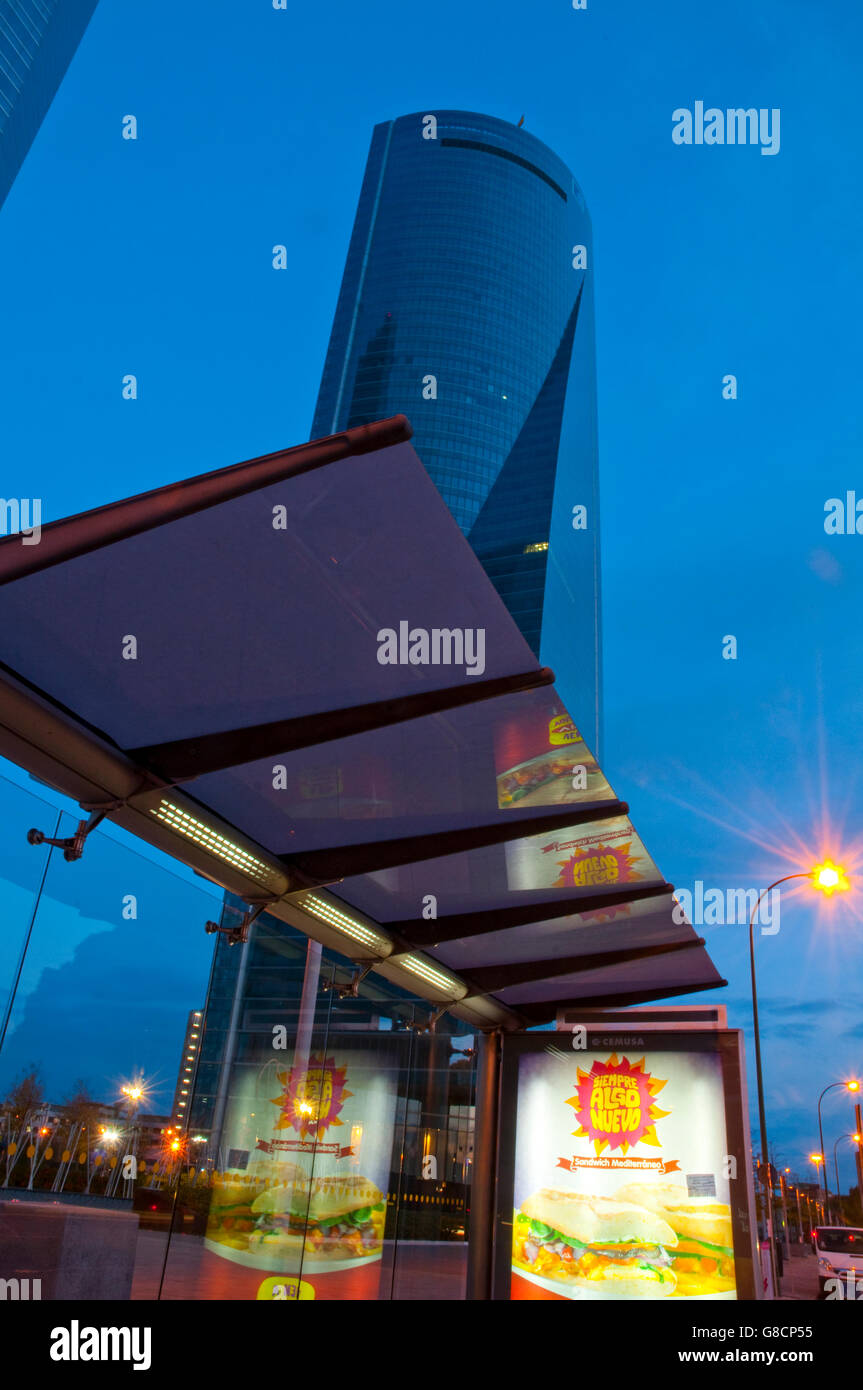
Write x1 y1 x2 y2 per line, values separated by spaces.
301 893 392 955
150 800 284 890
398 955 466 997
151 803 465 1000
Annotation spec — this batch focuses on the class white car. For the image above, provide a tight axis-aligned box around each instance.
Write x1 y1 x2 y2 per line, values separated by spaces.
815 1226 863 1299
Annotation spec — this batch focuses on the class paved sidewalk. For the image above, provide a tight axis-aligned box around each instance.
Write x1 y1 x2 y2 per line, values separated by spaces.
777 1249 819 1300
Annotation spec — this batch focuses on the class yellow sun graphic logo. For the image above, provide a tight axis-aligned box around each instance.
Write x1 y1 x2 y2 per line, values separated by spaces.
567 1054 670 1157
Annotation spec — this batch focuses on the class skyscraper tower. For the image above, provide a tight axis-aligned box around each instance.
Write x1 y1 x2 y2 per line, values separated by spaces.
0 0 99 212
312 110 602 752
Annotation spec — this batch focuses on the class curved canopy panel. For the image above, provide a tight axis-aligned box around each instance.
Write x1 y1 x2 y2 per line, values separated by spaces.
0 415 724 1025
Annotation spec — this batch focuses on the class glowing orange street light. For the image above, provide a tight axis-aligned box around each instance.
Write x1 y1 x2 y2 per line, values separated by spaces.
810 1153 824 1165
811 861 850 896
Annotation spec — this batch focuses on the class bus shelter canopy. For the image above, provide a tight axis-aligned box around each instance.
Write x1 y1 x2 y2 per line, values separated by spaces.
0 416 724 1026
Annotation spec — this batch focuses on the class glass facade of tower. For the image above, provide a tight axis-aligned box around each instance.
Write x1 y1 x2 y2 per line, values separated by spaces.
0 0 99 211
312 110 602 752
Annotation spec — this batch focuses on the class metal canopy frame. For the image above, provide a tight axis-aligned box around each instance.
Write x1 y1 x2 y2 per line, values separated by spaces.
126 665 555 780
0 416 414 585
391 881 674 948
514 978 729 1022
279 799 629 885
458 935 708 996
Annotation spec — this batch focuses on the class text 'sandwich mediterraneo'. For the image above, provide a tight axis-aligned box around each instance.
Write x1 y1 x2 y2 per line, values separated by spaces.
513 1189 679 1297
614 1183 736 1295
248 1176 386 1261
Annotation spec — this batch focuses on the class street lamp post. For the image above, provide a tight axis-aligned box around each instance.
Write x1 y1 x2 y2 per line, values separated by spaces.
855 1104 863 1213
810 1152 826 1229
117 1080 148 1200
832 1132 863 1227
747 865 847 1292
833 1135 845 1224
779 1169 791 1254
817 1081 861 1223
748 877 801 1295
743 859 849 1294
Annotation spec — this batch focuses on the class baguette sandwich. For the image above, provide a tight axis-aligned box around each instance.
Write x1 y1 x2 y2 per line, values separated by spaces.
206 1164 308 1250
512 1188 678 1297
248 1175 386 1260
206 1179 265 1249
614 1182 735 1294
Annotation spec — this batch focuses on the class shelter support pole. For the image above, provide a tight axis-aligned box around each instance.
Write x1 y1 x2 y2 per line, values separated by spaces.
466 1029 502 1300
209 912 256 1168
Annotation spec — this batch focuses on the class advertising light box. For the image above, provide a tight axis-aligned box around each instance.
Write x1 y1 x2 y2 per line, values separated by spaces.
494 1019 758 1301
204 1045 397 1301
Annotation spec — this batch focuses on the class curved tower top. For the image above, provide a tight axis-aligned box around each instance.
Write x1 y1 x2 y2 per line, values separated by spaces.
312 109 601 753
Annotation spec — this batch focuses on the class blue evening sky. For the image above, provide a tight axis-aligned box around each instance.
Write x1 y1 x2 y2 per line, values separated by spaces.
1 0 862 1186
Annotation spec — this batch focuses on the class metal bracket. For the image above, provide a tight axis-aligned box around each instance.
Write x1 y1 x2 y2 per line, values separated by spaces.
204 900 273 946
406 1005 449 1034
26 784 156 863
321 961 375 999
27 806 117 862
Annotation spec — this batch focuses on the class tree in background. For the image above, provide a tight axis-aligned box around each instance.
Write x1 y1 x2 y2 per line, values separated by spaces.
1 1065 46 1186
1 1065 44 1119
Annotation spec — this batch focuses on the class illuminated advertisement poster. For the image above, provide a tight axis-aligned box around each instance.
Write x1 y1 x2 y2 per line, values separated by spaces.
507 1046 741 1301
495 698 611 809
505 815 660 893
204 1048 396 1300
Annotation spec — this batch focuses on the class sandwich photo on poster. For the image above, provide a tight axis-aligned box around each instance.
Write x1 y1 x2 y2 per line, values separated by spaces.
494 698 611 809
204 1047 396 1299
510 1047 738 1300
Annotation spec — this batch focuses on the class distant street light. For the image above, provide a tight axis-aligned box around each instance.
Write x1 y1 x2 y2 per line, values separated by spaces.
120 1079 148 1107
817 1080 860 1222
832 1132 863 1225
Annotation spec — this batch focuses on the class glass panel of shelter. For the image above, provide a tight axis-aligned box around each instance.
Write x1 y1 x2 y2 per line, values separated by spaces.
0 807 477 1306
164 904 475 1301
0 792 219 1300
0 775 58 1029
